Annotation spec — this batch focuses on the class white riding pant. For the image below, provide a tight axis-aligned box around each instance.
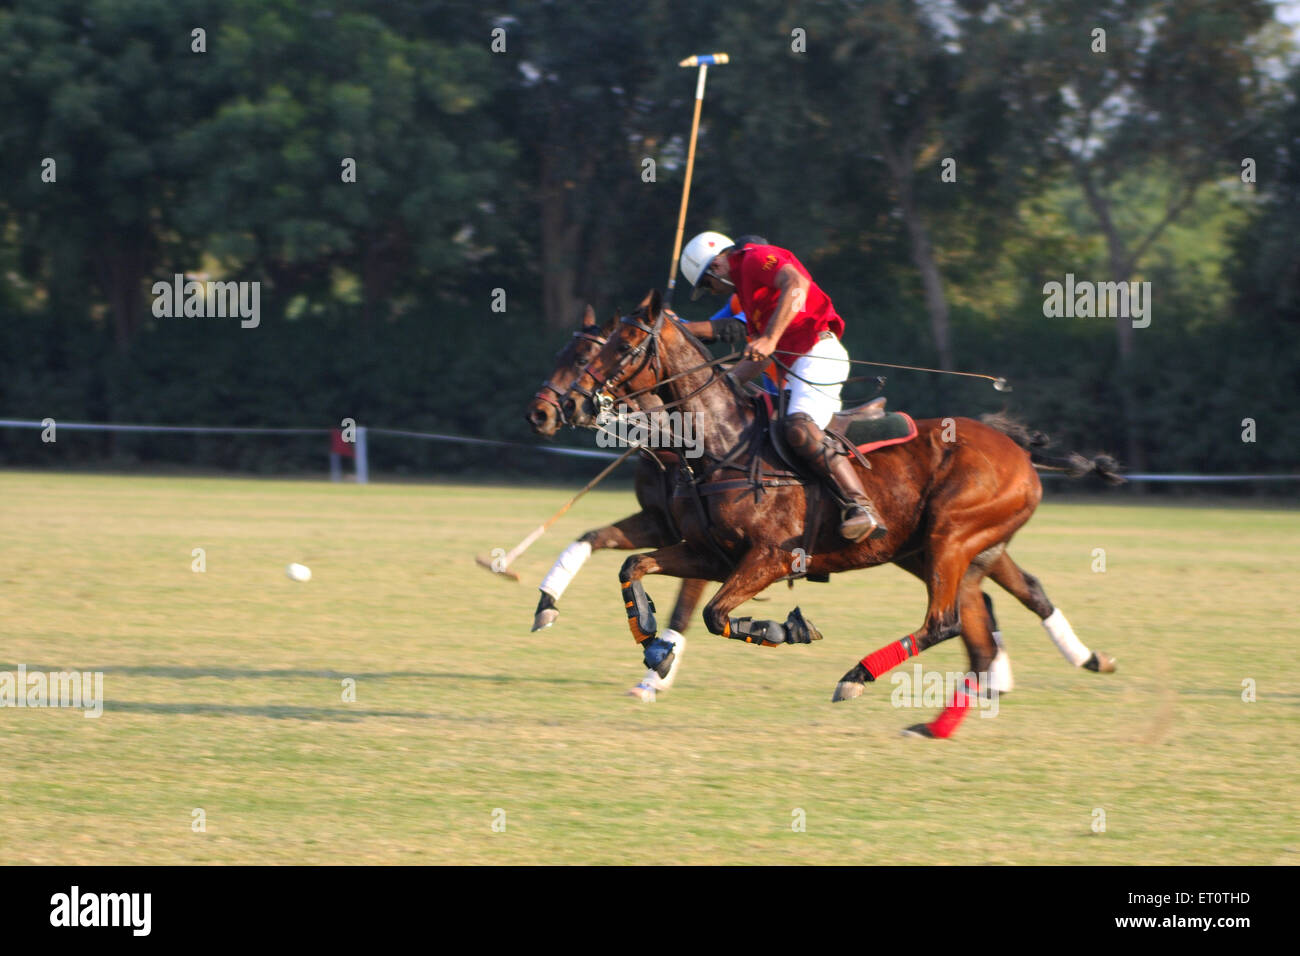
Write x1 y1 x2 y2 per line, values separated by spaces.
786 333 848 429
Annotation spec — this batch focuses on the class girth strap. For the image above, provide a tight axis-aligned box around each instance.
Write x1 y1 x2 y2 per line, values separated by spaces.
679 477 805 497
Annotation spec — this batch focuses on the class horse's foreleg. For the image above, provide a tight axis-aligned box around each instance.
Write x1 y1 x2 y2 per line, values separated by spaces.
627 577 712 701
986 551 1116 673
618 545 726 681
532 510 674 631
699 547 822 647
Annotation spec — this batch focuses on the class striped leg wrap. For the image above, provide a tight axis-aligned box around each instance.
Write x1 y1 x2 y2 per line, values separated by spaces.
622 579 657 643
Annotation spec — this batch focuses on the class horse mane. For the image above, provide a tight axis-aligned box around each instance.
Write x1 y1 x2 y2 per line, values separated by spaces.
671 320 749 405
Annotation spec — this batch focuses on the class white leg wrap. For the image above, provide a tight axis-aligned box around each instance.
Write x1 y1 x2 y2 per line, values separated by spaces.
538 540 593 600
1042 608 1091 667
988 630 1014 692
652 630 685 690
631 630 685 701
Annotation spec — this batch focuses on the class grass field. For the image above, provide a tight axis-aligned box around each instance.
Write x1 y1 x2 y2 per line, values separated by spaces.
1 471 1296 864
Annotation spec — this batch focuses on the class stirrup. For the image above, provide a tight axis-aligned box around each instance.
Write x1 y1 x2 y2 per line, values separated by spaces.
840 504 886 542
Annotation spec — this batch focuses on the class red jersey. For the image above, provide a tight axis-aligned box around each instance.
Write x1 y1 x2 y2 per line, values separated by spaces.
726 243 845 361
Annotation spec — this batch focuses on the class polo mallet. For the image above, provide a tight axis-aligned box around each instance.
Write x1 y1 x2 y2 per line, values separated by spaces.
664 53 729 308
475 444 640 581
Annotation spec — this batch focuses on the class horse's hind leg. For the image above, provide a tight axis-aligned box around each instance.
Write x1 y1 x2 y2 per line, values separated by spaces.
987 551 1116 673
901 566 1000 739
983 592 1014 692
832 547 966 703
533 509 673 631
832 482 1027 705
628 577 710 701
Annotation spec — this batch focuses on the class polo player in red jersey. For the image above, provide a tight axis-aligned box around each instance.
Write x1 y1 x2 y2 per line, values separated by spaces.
680 231 887 541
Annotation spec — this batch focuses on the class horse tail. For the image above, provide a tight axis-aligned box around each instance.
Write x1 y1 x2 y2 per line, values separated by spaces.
980 412 1127 486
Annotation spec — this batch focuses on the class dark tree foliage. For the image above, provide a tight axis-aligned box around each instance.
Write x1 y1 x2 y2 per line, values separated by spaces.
0 0 1294 487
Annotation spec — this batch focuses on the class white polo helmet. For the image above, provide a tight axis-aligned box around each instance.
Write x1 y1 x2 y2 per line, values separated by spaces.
680 231 734 298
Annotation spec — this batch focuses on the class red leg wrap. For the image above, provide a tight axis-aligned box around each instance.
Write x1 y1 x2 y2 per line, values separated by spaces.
927 678 976 739
860 634 919 679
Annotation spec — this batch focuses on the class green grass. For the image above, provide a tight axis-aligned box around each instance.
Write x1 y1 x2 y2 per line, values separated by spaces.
0 471 1296 864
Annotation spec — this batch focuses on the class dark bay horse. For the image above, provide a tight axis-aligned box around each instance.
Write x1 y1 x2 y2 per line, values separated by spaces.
527 305 708 699
561 290 1120 734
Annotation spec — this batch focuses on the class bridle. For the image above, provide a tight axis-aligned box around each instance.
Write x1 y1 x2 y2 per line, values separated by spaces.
567 309 667 421
567 306 742 439
532 328 609 425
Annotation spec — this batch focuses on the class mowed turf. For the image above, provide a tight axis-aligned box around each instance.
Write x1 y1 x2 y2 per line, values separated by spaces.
0 471 1296 865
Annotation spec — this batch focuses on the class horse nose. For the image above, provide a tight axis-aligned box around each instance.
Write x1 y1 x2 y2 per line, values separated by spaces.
562 395 582 424
527 405 553 432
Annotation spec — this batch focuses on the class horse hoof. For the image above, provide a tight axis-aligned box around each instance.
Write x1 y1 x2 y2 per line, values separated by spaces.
785 607 823 643
1083 651 1117 673
832 680 864 703
900 723 937 738
627 681 657 703
531 608 559 632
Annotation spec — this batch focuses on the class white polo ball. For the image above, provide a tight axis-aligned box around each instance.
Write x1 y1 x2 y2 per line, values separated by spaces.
286 562 312 582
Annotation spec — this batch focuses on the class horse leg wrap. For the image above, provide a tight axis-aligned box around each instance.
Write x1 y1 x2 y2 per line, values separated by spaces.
538 540 593 600
1042 608 1090 667
860 634 920 681
926 677 977 739
728 608 823 646
727 617 785 647
622 579 657 643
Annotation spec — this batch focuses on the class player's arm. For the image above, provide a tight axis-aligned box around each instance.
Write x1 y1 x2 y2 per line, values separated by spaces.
676 320 717 339
746 265 808 362
675 297 746 345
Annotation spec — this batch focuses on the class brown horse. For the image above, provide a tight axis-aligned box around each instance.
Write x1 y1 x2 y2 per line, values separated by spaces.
526 305 708 699
561 290 1120 734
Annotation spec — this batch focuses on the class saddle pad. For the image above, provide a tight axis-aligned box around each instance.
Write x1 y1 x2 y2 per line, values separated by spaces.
843 411 918 454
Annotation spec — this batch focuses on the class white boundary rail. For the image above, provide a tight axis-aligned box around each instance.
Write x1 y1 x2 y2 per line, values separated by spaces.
0 418 619 483
2 418 1297 485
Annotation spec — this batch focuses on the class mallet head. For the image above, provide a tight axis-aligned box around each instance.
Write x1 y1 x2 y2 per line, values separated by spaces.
678 53 729 67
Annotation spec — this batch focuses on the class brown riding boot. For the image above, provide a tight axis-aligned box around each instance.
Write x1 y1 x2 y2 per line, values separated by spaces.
783 413 888 542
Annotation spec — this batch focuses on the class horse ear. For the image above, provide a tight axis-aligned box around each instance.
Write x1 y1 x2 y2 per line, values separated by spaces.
581 304 596 328
648 289 662 319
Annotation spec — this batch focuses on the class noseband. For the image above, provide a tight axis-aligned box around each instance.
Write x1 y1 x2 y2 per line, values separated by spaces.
568 310 666 416
533 328 609 423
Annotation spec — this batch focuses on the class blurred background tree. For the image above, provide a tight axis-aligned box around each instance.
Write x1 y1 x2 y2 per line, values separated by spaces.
0 0 1294 485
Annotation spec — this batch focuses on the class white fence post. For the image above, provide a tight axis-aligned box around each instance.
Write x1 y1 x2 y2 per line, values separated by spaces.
355 426 369 484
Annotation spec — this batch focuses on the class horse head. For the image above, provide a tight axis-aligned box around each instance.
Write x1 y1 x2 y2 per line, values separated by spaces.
562 290 674 429
525 305 613 437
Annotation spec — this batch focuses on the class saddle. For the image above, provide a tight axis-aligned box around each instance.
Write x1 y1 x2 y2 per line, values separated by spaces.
670 392 917 580
767 394 919 475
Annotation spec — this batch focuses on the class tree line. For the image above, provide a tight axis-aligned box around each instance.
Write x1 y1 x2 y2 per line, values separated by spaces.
1 0 1296 484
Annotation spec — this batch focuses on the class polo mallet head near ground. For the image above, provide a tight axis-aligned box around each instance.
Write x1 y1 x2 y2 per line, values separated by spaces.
473 446 639 582
475 551 522 581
